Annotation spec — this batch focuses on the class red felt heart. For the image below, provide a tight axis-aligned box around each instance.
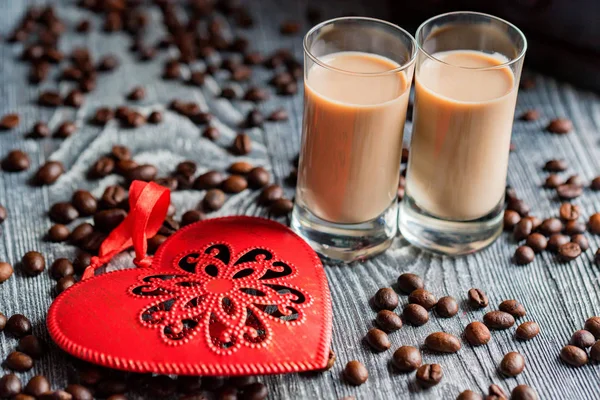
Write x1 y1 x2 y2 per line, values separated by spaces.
48 213 332 375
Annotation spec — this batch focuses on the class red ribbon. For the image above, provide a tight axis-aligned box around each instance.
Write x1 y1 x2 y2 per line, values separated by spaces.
82 181 170 280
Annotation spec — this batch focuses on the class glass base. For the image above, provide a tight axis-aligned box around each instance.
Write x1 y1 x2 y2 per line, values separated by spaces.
399 196 503 256
291 201 398 263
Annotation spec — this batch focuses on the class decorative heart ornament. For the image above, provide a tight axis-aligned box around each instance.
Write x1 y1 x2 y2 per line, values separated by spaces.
48 182 332 376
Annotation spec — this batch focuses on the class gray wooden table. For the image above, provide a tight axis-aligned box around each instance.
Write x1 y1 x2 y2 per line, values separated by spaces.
1 1 600 399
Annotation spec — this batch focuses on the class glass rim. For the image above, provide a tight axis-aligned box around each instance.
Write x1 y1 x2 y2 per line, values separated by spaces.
303 16 418 77
415 11 528 71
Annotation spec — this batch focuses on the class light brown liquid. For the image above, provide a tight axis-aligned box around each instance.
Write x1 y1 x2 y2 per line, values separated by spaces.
297 51 410 224
406 50 517 221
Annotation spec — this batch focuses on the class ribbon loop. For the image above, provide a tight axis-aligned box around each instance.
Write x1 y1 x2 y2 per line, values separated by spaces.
82 181 170 280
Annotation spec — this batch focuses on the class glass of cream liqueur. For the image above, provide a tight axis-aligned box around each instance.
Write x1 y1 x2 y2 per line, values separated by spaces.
400 12 527 255
291 17 416 262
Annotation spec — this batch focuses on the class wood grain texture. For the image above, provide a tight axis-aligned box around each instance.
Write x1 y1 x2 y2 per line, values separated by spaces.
1 1 600 399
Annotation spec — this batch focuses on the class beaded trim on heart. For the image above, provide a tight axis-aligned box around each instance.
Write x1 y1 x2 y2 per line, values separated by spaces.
128 242 313 355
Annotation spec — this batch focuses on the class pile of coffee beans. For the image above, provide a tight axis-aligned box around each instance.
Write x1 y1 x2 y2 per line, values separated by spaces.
559 316 600 367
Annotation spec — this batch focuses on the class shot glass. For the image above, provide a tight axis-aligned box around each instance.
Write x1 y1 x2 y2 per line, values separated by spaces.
291 17 416 262
399 11 527 255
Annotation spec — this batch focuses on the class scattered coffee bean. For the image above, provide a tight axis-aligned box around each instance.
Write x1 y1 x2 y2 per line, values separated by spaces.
0 312 5 331
564 220 586 236
507 198 530 216
38 90 62 107
558 242 581 261
70 223 93 245
50 258 74 280
6 314 32 337
556 183 583 200
392 346 422 372
232 133 252 155
483 311 515 329
222 175 248 193
526 233 547 253
65 383 93 400
147 110 162 124
402 303 429 326
589 213 600 234
408 288 437 310
5 351 33 372
499 300 526 318
570 330 595 349
228 161 253 175
375 310 402 332
524 216 542 231
21 251 45 276
72 190 97 216
513 218 533 241
127 86 145 101
64 89 84 108
343 360 368 385
194 171 224 190
544 159 567 172
425 332 461 353
467 288 488 308
540 217 563 235
590 341 600 362
269 198 293 216
591 177 600 191
0 113 20 130
56 275 76 294
268 108 288 121
0 262 14 283
373 287 398 311
248 167 270 189
456 390 483 400
259 184 284 205
499 351 525 376
515 321 540 341
397 273 424 294
584 316 600 338
35 161 65 185
203 126 219 140
547 118 573 134
365 328 391 352
560 345 588 367
511 385 539 400
0 205 5 224
30 122 51 138
94 209 127 233
571 234 589 251
548 233 570 252
24 375 50 396
2 149 30 172
489 384 508 399
435 296 458 318
566 174 584 187
503 210 521 230
203 189 226 211
181 210 205 227
416 364 443 388
514 245 535 265
49 202 79 224
126 164 157 182
0 373 22 398
520 109 539 121
544 174 563 189
464 321 491 346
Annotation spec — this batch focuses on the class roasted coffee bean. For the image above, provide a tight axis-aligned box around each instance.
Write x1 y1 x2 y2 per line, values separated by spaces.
72 190 97 216
70 223 93 245
584 316 600 338
2 150 30 172
514 246 534 265
280 20 301 35
457 390 483 400
375 310 402 332
6 351 33 372
232 133 252 155
194 171 224 190
416 364 443 387
269 198 293 216
547 118 573 134
241 382 268 400
181 210 205 227
524 216 542 231
220 87 237 99
559 203 580 221
110 145 131 162
92 107 114 125
373 288 398 311
526 233 547 253
222 175 248 194
499 300 526 318
35 161 64 184
94 209 127 233
544 159 568 172
402 303 429 326
556 183 583 200
507 198 529 216
488 384 508 399
41 390 74 400
343 361 368 385
435 296 458 318
591 177 600 191
566 174 584 187
515 321 540 341
100 185 127 209
0 312 5 331
50 258 74 280
176 161 197 178
503 210 521 231
147 111 162 124
540 218 563 235
245 110 264 128
203 189 226 212
590 341 600 362
126 164 157 182
267 108 288 121
0 262 14 283
0 113 20 130
64 90 84 108
0 205 5 224
49 202 79 224
511 385 538 400
467 288 488 308
203 126 220 141
6 314 31 337
571 234 589 251
513 218 533 241
484 311 515 329
544 174 563 189
570 330 595 349
191 112 213 125
22 251 45 276
127 86 145 101
365 328 391 352
125 111 146 127
548 233 570 252
24 375 50 396
228 161 254 175
408 289 437 310
464 321 491 346
30 122 51 138
499 351 525 376
589 213 600 234
392 346 422 372
425 332 461 353
247 167 270 188
259 184 283 205
558 242 581 261
0 373 22 398
38 90 62 107
520 109 539 121
397 273 424 294
565 220 586 235
163 59 181 80
560 345 588 367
